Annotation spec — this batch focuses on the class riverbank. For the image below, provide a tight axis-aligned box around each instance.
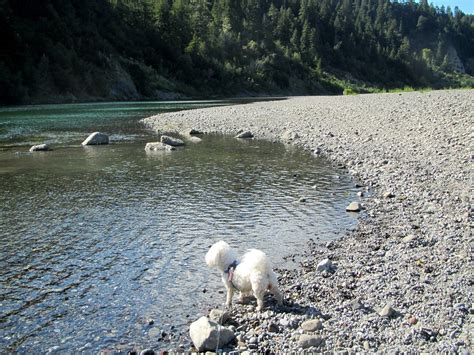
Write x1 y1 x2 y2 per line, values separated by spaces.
142 89 473 352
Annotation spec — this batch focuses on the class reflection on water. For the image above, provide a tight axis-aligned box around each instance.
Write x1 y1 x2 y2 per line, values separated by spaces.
0 101 357 353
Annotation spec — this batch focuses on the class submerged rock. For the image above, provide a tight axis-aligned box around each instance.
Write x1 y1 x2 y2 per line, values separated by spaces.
29 144 51 152
189 316 234 351
235 131 254 139
160 135 185 146
189 136 202 143
81 132 109 145
144 142 175 151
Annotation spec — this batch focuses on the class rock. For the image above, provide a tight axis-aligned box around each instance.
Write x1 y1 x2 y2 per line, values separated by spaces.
189 136 202 143
301 319 323 332
282 130 299 141
268 323 280 333
29 144 51 152
316 259 334 273
350 299 364 310
235 131 254 139
363 341 370 350
209 309 230 324
189 316 234 351
402 234 416 243
346 201 361 212
160 135 185 146
379 304 395 318
298 334 322 349
81 132 109 145
188 128 203 135
144 142 176 151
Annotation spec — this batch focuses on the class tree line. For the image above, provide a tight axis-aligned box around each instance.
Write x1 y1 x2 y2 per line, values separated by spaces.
0 0 473 104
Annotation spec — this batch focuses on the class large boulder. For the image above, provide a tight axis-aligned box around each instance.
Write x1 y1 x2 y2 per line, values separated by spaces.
144 142 175 151
189 316 234 351
81 132 109 145
29 144 51 152
160 135 185 146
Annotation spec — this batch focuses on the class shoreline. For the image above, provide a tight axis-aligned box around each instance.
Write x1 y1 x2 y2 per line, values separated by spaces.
142 90 473 352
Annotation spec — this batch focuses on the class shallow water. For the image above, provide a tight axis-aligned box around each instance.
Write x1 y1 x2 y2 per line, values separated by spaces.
0 101 357 352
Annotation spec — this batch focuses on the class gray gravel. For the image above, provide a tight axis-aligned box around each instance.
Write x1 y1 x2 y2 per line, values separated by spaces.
142 90 473 352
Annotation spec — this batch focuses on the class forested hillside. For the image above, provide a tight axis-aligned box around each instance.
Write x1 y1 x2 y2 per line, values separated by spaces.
1 0 473 104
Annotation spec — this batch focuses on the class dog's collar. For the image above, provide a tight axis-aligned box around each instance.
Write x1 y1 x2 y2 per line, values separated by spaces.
225 260 238 274
225 260 239 291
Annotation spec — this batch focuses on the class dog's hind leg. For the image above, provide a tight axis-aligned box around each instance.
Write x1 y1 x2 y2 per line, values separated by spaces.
250 273 266 311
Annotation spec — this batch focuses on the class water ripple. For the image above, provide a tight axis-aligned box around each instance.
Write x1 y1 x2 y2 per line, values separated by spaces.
0 135 357 352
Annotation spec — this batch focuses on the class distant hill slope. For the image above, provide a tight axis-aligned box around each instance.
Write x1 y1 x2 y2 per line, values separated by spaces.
1 0 473 105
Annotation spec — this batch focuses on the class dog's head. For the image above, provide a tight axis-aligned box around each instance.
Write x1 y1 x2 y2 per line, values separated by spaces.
205 240 238 271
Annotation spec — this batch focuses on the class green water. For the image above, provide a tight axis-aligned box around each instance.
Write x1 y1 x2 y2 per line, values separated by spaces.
0 100 357 352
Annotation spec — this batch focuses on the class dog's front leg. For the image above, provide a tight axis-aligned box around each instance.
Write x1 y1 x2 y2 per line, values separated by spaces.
225 284 234 308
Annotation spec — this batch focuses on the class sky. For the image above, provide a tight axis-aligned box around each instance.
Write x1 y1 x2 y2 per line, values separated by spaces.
425 0 474 14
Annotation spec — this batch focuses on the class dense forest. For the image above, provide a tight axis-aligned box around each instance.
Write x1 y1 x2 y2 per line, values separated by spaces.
1 0 473 104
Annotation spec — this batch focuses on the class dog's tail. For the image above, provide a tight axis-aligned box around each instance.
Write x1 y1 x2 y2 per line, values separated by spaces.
241 249 274 274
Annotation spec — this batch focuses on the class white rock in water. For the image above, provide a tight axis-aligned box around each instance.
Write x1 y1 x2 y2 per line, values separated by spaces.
81 132 109 145
316 258 334 272
346 201 361 212
235 131 254 139
144 142 175 151
189 316 234 351
189 136 202 143
298 334 322 349
160 135 185 146
29 144 51 152
301 319 323 332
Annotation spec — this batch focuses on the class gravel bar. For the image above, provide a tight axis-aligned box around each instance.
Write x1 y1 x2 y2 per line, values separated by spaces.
142 90 473 353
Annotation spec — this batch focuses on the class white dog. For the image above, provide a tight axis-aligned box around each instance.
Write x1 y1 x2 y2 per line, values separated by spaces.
205 240 283 311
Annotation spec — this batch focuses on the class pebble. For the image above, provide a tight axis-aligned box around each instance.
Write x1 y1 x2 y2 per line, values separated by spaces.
316 258 334 273
379 304 395 318
300 319 323 332
298 334 322 349
346 201 361 212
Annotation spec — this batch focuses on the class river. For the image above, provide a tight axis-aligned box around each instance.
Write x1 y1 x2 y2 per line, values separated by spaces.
0 100 357 352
